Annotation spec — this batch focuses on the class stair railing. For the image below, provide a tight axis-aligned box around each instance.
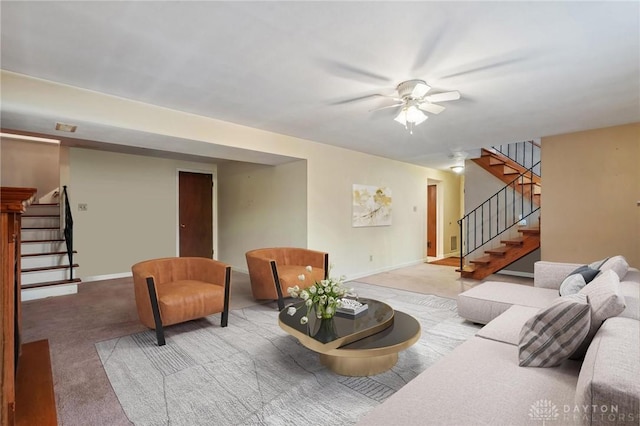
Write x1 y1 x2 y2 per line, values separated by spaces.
62 185 74 280
458 162 541 272
492 140 541 176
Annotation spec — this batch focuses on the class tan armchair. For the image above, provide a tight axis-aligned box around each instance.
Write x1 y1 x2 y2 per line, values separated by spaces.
131 257 231 346
245 247 328 310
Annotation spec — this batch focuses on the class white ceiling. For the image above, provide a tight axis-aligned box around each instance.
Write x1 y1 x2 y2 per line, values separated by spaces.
1 1 639 169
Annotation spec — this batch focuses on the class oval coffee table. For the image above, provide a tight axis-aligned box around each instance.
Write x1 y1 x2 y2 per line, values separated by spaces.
278 298 421 376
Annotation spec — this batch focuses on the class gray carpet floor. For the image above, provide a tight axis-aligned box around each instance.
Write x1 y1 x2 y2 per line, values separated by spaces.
96 282 480 425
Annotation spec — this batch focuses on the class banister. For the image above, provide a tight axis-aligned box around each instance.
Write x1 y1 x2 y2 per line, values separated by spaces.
62 185 74 280
492 140 541 176
458 161 541 270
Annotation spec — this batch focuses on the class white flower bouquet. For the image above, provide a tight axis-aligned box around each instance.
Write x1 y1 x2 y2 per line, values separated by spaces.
286 265 352 324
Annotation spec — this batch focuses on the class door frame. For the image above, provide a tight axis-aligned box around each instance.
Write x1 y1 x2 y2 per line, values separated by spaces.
426 179 444 259
176 168 218 259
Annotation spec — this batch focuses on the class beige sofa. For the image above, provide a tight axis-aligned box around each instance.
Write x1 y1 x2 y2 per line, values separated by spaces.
358 258 640 425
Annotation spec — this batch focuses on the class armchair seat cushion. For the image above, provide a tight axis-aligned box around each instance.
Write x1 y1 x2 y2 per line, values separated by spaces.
159 280 226 326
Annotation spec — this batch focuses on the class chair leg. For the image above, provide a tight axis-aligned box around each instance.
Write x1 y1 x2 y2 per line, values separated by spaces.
221 266 231 327
146 277 166 346
323 253 329 279
270 260 285 310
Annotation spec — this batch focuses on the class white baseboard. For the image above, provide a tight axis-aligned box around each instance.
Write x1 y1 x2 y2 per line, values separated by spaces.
231 260 428 282
346 259 427 281
22 284 78 301
82 272 132 282
497 270 534 279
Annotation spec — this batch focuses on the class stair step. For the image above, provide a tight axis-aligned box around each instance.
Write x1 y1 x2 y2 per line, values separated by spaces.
22 250 76 257
470 256 492 265
22 264 79 273
501 237 525 245
519 228 540 235
21 278 81 290
485 246 509 256
22 217 60 228
456 265 475 273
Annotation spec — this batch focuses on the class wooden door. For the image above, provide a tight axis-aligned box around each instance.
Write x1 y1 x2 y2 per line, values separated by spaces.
427 185 437 257
178 172 213 258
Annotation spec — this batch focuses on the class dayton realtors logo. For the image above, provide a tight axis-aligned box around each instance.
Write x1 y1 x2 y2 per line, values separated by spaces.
529 399 559 425
529 399 637 424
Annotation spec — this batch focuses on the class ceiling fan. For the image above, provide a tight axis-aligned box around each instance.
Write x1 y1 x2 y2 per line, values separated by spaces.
374 79 461 134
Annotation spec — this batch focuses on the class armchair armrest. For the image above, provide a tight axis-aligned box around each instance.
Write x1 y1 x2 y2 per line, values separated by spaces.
534 261 583 289
285 248 328 276
188 258 230 288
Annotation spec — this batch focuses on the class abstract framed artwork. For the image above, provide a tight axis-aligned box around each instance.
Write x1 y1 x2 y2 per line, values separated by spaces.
352 184 392 227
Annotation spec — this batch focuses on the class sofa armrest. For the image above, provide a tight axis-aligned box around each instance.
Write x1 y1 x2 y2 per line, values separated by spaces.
534 261 583 289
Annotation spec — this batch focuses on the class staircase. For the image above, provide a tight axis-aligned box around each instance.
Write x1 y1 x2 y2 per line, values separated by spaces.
21 200 80 301
459 142 541 280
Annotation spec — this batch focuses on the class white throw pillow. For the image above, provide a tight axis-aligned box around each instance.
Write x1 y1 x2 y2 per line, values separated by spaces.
570 269 626 360
599 255 629 280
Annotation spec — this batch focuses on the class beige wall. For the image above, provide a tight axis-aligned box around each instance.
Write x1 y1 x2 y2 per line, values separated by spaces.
0 137 59 199
3 71 463 279
218 160 307 271
69 148 216 278
541 123 640 266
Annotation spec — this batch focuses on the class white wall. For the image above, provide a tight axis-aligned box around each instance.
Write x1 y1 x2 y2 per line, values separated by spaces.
218 160 307 271
0 137 59 199
69 148 216 278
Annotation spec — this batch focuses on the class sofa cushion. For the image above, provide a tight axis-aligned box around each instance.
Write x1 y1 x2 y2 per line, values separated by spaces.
457 282 558 324
618 280 640 320
518 293 591 367
559 265 601 296
599 255 629 280
571 270 626 359
476 305 540 345
357 336 581 426
575 317 640 425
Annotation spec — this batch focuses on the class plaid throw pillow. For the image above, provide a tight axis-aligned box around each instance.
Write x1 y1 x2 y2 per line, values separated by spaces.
519 293 591 367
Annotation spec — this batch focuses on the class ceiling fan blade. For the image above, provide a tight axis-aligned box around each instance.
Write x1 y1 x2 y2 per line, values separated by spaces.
425 91 460 103
330 93 394 105
411 82 431 98
369 102 403 112
418 102 446 114
323 60 394 84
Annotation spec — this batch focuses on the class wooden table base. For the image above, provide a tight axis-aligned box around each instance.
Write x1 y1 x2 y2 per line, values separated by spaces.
320 352 399 376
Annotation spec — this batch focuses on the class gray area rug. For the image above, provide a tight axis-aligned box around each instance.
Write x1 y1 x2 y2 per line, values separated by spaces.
95 282 480 425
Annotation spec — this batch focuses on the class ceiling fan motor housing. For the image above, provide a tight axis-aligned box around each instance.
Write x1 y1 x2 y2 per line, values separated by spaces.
397 79 428 99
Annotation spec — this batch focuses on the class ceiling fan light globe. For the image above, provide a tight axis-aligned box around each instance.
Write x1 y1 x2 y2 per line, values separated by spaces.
394 110 407 125
406 105 427 124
